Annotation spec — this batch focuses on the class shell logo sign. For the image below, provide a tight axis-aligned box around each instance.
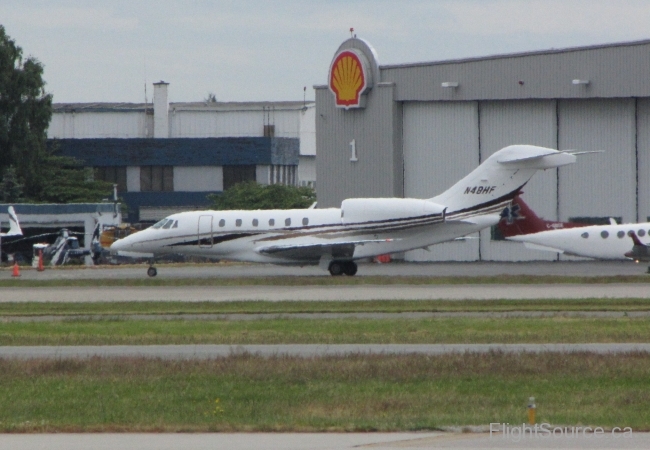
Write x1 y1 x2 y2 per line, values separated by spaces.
329 49 370 109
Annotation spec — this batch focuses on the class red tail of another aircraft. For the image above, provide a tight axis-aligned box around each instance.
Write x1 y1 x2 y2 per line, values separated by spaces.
498 195 585 238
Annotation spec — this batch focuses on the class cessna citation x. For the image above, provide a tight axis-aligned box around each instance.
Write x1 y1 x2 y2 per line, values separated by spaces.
499 195 650 263
110 145 577 276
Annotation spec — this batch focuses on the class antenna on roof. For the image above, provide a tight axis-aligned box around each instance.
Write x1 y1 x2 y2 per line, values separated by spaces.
350 27 354 38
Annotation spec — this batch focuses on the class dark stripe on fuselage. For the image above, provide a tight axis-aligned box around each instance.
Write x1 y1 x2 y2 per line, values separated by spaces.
167 233 257 247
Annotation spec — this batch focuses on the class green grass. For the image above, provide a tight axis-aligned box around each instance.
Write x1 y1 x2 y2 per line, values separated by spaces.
1 352 648 432
2 299 650 316
1 274 650 287
2 317 650 345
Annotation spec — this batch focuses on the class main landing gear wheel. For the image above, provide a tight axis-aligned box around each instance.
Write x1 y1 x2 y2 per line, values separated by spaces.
342 261 358 276
328 261 358 276
147 266 157 277
328 261 344 276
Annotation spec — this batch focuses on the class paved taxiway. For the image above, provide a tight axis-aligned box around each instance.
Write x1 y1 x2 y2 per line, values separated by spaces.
1 260 648 280
1 432 647 449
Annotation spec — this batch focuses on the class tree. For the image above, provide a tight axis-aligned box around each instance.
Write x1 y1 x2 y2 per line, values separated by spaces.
0 25 52 198
208 181 316 210
0 166 23 203
0 25 112 203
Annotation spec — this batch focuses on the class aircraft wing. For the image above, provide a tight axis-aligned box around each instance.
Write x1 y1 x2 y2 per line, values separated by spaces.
257 238 398 261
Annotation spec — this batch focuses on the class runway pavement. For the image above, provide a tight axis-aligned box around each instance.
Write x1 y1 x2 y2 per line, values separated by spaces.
0 432 647 449
2 282 650 302
2 343 649 359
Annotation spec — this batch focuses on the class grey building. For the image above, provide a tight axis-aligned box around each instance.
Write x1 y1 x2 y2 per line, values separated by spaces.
315 38 650 262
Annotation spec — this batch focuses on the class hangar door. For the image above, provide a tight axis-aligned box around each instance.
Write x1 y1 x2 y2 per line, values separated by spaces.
478 100 558 262
402 101 479 262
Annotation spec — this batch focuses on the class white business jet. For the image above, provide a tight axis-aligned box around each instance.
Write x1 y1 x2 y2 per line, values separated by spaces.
499 195 650 261
110 145 576 276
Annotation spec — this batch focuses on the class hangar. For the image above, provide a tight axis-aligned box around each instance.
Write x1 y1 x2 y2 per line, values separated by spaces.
315 38 650 262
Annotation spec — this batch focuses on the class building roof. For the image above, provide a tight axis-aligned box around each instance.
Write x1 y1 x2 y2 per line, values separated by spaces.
53 101 315 114
380 38 650 70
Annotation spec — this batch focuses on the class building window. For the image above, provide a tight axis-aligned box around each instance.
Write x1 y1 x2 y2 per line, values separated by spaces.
141 166 173 192
269 165 297 186
264 125 275 137
94 166 127 193
223 165 256 190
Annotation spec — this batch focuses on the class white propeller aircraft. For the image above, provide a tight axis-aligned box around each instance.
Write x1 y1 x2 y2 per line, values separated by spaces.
110 145 577 276
499 195 650 262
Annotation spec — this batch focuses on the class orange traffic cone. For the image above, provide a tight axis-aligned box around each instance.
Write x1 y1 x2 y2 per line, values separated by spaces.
12 261 20 277
37 250 45 272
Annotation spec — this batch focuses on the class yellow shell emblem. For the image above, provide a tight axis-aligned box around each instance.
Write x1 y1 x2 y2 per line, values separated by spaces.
329 51 366 107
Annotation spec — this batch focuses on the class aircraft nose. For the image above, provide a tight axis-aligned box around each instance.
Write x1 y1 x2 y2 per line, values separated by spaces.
110 237 130 253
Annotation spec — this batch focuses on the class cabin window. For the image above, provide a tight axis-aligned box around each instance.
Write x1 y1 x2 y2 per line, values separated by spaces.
285 218 291 226
219 219 225 227
302 217 309 226
269 218 275 226
601 230 609 239
639 230 646 237
581 232 589 239
617 231 625 238
252 219 258 227
236 219 242 227
162 220 174 229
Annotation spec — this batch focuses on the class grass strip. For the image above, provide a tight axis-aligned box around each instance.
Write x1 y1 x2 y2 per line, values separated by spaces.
1 299 650 316
1 352 648 432
2 317 650 345
1 274 650 287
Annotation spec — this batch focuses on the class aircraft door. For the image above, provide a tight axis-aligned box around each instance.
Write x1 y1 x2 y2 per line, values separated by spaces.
198 215 213 248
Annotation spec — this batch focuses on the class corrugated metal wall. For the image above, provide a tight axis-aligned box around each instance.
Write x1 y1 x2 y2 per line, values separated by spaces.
637 99 650 223
169 110 301 138
381 42 650 102
402 101 479 261
478 100 558 261
48 112 147 138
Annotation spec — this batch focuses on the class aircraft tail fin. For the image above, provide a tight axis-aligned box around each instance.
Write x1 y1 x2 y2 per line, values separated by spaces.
430 145 576 219
498 195 587 237
2 206 22 237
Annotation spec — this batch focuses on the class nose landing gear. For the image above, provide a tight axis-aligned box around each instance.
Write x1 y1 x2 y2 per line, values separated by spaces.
328 260 357 276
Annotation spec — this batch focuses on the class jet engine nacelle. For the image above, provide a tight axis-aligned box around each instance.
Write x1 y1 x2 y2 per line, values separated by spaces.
341 198 446 224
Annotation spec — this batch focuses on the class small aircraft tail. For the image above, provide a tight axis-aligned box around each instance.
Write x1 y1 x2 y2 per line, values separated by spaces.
625 232 650 262
1 206 22 237
497 195 586 238
430 145 576 219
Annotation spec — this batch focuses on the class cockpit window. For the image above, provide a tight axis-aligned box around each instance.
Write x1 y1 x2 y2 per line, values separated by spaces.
153 218 171 229
162 220 174 229
172 221 178 228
